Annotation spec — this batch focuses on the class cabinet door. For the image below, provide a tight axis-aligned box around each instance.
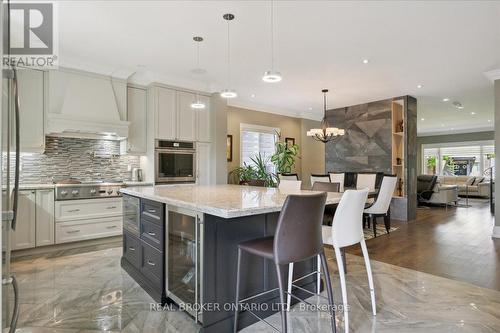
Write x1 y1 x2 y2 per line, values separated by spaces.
195 95 211 142
17 68 44 152
12 190 36 250
127 87 147 154
155 87 176 140
35 189 55 247
196 142 211 186
177 91 196 141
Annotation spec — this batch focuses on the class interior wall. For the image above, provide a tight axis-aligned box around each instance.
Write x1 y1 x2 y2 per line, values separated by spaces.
416 131 494 174
494 79 500 233
300 119 325 188
210 93 228 184
226 106 324 186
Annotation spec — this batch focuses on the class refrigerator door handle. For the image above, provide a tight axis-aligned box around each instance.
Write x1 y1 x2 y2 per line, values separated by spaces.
10 67 20 230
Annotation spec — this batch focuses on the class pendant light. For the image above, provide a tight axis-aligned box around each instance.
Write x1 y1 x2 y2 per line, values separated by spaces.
190 36 206 109
221 13 237 98
262 0 282 83
307 89 346 143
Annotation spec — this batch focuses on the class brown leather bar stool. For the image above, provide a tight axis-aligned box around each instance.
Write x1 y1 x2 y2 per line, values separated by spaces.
234 192 336 333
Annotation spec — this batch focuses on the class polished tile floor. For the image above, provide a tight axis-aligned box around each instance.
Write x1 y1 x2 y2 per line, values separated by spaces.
4 245 500 332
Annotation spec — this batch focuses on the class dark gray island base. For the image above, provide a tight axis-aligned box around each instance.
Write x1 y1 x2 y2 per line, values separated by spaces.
202 212 319 332
120 191 320 332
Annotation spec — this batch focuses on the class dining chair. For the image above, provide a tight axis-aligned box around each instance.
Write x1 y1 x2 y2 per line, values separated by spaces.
279 173 300 181
325 189 376 332
329 172 345 192
310 174 331 186
356 173 377 192
364 176 397 237
278 179 302 191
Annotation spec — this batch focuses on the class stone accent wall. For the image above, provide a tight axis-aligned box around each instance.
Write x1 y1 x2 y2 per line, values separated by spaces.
325 99 393 173
4 136 140 184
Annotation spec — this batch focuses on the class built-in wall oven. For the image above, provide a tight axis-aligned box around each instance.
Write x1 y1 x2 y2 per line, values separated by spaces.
155 140 196 184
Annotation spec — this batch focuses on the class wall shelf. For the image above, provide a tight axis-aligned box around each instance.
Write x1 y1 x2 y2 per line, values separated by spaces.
391 100 405 198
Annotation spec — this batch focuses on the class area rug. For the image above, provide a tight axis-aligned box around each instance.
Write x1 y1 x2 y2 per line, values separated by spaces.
363 224 398 240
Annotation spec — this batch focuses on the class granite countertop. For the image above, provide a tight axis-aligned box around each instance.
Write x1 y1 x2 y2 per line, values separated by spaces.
7 181 152 191
120 184 343 219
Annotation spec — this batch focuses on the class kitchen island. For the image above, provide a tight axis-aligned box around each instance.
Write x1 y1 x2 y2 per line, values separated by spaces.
120 184 343 332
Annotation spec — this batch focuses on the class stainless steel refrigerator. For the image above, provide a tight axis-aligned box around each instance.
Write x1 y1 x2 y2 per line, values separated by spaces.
1 0 21 331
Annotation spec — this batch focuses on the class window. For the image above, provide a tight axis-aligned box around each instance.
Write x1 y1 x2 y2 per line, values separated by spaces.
240 124 278 173
422 141 494 177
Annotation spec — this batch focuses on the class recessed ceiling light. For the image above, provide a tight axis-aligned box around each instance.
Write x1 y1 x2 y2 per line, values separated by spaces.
441 124 445 127
250 94 256 98
363 59 369 64
452 101 464 109
488 119 492 123
470 112 476 115
420 118 425 121
417 84 423 89
308 107 313 111
442 98 450 102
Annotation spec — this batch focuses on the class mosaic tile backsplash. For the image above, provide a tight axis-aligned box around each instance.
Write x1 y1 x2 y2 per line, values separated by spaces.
3 136 141 184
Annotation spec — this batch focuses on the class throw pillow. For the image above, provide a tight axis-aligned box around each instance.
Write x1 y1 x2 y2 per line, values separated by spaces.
473 176 484 185
466 177 475 185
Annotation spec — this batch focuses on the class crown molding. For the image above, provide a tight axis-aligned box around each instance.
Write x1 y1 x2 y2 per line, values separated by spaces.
484 69 500 82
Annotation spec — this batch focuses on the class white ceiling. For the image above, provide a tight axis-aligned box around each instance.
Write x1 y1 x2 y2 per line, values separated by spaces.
56 1 500 135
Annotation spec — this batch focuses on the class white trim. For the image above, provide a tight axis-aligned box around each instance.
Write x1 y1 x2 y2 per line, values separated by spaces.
228 100 322 122
422 140 494 149
240 123 280 135
493 226 500 239
418 126 494 137
484 69 500 82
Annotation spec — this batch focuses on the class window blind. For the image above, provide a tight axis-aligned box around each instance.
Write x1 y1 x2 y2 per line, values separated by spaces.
240 130 276 170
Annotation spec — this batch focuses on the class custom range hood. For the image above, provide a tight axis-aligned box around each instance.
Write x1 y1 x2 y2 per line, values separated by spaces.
46 69 130 140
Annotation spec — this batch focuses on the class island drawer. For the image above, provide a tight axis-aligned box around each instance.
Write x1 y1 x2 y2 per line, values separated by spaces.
141 241 163 288
123 231 141 269
141 199 164 223
140 218 163 251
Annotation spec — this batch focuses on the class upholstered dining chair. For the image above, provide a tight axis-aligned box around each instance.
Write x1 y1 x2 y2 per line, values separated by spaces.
356 173 377 192
363 176 397 237
310 174 331 186
329 172 345 192
279 173 299 181
278 179 302 192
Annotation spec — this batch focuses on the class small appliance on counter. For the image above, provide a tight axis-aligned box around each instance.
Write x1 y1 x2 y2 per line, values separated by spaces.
131 168 143 182
155 140 196 184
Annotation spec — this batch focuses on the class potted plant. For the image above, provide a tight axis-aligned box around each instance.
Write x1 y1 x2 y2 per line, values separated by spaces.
271 133 299 175
426 156 437 175
230 163 257 185
442 155 455 175
249 153 277 187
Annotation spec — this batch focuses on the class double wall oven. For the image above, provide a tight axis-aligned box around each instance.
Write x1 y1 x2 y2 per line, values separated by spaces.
155 140 196 184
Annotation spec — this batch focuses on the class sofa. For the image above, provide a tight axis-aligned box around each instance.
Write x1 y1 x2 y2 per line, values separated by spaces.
418 175 458 206
438 176 491 198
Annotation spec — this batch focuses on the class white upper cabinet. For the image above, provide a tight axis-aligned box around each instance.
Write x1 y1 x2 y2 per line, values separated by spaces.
155 87 176 140
195 95 211 142
127 86 147 154
17 68 45 152
177 91 196 141
152 85 211 143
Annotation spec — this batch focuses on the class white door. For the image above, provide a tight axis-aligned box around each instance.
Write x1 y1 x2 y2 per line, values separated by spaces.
197 142 211 185
155 87 176 140
127 87 147 154
12 190 36 250
17 68 44 152
35 189 55 247
177 91 196 141
196 95 211 142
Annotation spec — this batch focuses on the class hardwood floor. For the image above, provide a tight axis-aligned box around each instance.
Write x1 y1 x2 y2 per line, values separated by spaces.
346 199 500 291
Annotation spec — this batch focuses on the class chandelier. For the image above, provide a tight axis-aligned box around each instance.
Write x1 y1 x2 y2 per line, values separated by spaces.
306 89 345 143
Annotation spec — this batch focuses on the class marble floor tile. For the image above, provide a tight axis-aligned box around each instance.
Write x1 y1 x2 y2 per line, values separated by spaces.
4 246 500 333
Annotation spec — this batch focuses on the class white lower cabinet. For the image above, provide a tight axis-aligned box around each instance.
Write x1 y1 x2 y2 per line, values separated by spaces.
35 189 55 247
11 190 36 250
56 216 122 244
55 197 123 244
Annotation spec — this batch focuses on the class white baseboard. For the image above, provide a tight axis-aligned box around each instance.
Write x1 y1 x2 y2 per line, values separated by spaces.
493 226 500 239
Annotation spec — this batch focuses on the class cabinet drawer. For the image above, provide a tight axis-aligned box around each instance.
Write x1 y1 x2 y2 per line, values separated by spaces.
55 216 122 244
141 241 164 288
141 199 164 223
55 198 123 222
141 219 163 251
123 231 141 269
